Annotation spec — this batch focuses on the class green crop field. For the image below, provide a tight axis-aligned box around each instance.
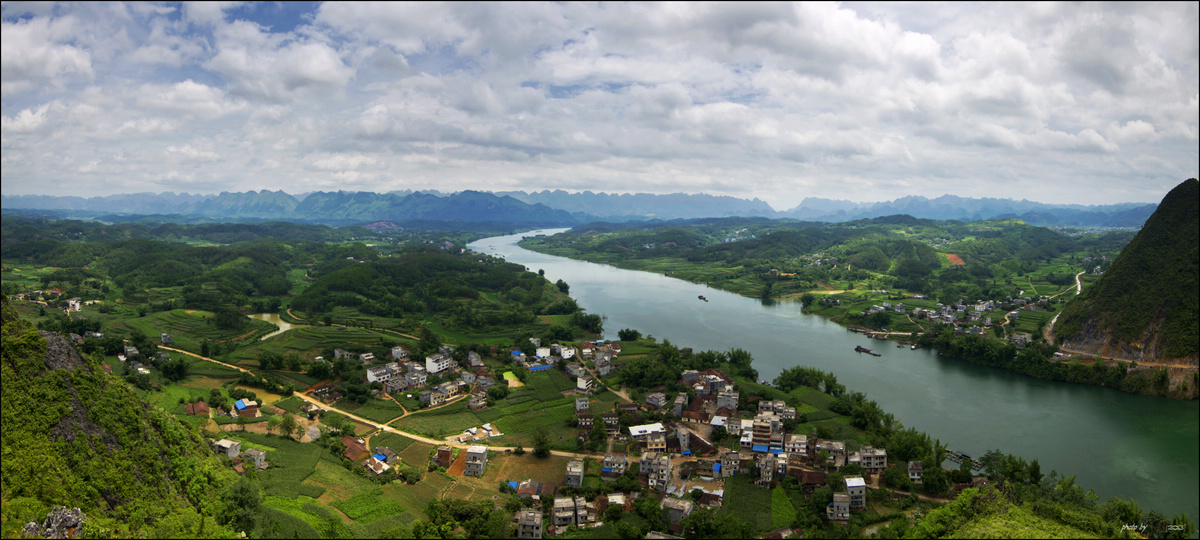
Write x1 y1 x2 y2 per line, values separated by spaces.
340 399 405 424
260 496 356 539
771 486 796 529
331 488 403 524
370 432 418 453
393 408 482 438
234 431 327 499
718 475 774 531
382 473 453 517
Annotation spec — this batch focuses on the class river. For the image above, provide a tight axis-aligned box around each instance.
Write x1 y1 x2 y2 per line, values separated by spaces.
469 229 1199 523
247 312 309 340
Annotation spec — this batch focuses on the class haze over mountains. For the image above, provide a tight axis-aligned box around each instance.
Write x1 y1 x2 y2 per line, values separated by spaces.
1 189 1157 228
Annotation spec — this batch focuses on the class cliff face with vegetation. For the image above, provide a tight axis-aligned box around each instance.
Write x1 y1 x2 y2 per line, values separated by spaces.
0 298 238 538
1055 179 1199 365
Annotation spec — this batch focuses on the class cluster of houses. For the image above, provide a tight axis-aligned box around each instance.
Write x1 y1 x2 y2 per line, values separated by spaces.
859 296 1046 342
336 344 496 410
211 438 267 475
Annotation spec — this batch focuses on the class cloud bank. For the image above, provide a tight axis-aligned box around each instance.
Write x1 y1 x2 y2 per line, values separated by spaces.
2 2 1196 209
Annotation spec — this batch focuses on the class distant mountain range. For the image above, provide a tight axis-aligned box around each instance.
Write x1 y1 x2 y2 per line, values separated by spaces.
779 195 1156 227
1 190 583 229
1 189 1158 228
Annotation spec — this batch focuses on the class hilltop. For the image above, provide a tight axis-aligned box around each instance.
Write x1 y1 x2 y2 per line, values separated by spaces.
1055 179 1199 365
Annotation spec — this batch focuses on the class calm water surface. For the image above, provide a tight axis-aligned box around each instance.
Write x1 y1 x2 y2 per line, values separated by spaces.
470 229 1199 521
247 312 309 340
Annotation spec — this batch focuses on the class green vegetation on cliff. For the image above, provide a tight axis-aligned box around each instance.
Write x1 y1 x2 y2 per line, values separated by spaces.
1 297 240 538
1056 179 1199 359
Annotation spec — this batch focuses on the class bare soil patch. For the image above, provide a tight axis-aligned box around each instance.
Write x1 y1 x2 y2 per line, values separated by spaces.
446 452 467 477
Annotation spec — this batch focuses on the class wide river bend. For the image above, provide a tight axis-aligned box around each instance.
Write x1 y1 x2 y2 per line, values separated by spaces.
469 229 1198 521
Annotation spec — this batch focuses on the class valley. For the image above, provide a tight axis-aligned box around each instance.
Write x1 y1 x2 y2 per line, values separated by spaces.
2 213 1196 539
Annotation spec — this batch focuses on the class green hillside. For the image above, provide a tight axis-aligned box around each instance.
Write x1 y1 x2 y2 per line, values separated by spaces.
1 297 239 538
1056 178 1199 359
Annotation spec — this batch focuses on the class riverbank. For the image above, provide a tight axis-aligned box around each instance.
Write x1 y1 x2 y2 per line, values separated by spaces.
483 230 1199 522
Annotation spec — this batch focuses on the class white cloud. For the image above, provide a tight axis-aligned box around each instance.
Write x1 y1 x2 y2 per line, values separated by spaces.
1 16 93 95
1 2 1196 205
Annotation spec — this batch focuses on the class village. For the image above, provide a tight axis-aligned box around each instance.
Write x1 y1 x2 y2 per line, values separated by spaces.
151 334 986 539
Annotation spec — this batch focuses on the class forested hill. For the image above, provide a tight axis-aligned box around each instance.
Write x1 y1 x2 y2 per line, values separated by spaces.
522 215 1135 300
1055 178 1200 361
289 248 592 335
0 297 240 537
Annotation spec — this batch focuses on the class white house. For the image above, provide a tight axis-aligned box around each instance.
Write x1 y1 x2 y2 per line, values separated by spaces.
426 354 454 374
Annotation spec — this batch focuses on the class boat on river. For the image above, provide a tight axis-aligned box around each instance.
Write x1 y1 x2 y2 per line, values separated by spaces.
855 345 881 357
698 295 708 302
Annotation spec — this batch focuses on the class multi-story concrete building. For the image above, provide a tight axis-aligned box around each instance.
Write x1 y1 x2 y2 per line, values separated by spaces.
719 451 741 478
641 452 672 492
425 353 454 374
553 497 577 527
516 509 542 539
846 476 867 509
785 433 807 455
464 445 487 477
565 459 585 487
662 497 694 524
716 390 739 411
673 393 688 416
602 452 627 479
827 492 850 521
366 362 402 383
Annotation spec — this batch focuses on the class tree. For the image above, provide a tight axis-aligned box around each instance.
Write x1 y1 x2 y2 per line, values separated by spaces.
590 422 608 444
555 279 570 294
487 385 509 402
266 415 281 436
220 478 260 533
213 306 247 330
800 292 816 308
921 462 950 496
533 428 551 458
160 355 190 382
280 414 298 440
618 328 641 341
604 503 624 523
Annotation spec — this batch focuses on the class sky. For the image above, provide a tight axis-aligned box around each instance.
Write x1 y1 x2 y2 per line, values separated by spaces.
2 2 1197 211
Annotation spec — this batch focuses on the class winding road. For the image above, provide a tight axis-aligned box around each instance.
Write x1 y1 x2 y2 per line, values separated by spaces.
163 344 618 459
